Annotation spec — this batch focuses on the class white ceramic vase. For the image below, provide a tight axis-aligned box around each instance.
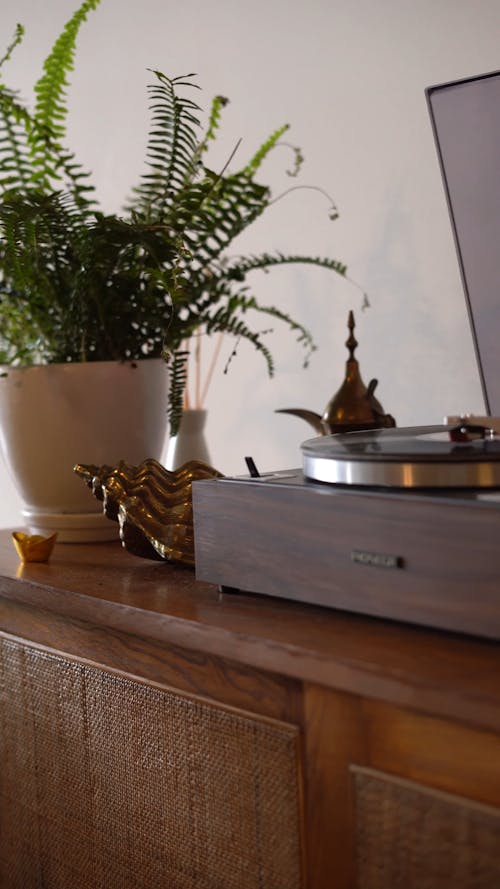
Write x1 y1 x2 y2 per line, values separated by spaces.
0 359 169 542
165 409 211 471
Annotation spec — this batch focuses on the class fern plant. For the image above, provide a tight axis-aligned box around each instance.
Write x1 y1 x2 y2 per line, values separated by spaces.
0 1 348 435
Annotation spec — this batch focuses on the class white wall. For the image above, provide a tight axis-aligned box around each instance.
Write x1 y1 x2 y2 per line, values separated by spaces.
1 0 498 526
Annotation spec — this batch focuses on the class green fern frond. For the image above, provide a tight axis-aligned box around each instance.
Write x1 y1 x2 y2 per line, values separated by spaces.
203 310 275 376
202 287 315 367
238 298 316 365
224 252 348 280
199 94 229 150
163 348 190 435
0 24 25 73
0 92 32 191
175 172 270 266
34 0 101 139
0 9 97 204
0 189 87 306
130 72 203 220
30 0 100 190
280 142 304 178
219 287 315 349
243 124 289 177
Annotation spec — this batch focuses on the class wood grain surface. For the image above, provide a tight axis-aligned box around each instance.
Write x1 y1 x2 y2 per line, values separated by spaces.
0 531 499 734
193 477 500 639
1 530 500 888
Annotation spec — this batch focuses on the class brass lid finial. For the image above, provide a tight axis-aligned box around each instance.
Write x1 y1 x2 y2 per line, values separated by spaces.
346 310 357 361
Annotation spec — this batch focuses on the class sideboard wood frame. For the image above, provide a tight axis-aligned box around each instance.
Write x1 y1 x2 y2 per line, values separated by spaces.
0 531 499 889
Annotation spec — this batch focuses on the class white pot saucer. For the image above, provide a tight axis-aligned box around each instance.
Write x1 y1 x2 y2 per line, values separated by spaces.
22 508 120 544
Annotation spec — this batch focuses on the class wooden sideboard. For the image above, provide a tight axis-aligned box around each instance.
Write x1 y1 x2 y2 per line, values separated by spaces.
0 528 499 888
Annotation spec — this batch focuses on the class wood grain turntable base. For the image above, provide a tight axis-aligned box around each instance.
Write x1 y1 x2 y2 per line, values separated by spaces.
193 427 500 640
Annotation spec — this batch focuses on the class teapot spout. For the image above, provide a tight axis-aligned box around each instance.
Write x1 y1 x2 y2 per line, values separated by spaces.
275 408 324 435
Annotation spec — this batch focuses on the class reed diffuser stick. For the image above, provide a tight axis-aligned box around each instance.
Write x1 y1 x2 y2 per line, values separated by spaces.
200 332 225 408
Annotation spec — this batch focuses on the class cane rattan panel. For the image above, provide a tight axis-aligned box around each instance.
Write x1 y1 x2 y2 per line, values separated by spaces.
352 765 500 889
0 634 303 889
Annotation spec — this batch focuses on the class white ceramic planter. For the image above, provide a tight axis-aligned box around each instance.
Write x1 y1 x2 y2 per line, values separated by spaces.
0 359 168 542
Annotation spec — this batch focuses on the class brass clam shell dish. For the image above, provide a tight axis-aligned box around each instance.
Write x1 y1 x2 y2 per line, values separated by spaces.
74 459 223 566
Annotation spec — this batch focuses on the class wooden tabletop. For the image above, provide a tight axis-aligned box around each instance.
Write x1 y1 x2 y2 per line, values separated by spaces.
0 529 499 733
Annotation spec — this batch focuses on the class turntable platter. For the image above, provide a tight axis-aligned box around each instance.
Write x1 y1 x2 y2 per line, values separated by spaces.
302 424 500 488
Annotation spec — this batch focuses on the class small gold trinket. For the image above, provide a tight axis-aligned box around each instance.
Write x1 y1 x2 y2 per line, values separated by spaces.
12 531 58 563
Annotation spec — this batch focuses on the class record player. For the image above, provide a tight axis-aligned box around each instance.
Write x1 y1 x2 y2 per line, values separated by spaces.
193 69 500 641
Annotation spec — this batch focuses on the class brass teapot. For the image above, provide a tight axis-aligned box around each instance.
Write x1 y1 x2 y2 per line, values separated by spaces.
276 311 396 435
